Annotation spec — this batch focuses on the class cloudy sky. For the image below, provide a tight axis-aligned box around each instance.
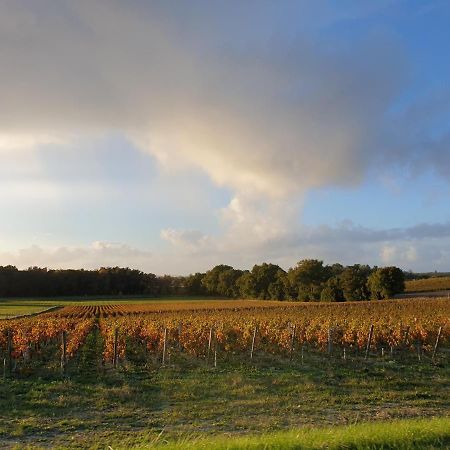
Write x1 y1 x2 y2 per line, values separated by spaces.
1 0 450 274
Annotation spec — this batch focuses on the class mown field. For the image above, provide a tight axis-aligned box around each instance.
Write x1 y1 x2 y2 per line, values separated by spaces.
405 276 450 293
0 296 229 319
0 298 449 448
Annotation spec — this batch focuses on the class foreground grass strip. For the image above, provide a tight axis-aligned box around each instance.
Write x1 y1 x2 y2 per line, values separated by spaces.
118 417 450 449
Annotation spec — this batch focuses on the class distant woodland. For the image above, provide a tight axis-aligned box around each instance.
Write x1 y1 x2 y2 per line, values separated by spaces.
0 260 406 301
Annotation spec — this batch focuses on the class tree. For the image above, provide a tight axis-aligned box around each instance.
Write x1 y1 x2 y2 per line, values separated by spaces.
201 265 234 295
184 272 207 296
368 266 405 299
217 269 243 297
267 270 288 300
287 259 331 301
236 271 257 298
340 264 371 301
251 263 286 299
320 277 344 302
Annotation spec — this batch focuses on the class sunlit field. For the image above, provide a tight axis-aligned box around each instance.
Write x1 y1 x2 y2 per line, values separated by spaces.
1 297 449 448
405 276 450 293
0 297 234 318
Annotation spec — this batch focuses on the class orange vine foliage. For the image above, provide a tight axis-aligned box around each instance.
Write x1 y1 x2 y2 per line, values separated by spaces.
0 313 95 358
97 298 449 360
1 298 448 362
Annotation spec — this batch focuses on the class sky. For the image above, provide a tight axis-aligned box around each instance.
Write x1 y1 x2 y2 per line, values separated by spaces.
1 0 450 274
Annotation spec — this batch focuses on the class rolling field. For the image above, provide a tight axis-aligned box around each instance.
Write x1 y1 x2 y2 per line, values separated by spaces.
405 276 450 293
0 298 449 448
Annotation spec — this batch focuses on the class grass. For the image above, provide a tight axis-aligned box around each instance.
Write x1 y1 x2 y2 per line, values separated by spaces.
0 328 449 449
0 302 57 319
0 296 232 318
405 276 450 293
117 417 450 449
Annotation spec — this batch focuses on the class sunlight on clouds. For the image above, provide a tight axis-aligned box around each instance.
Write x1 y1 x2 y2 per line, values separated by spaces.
0 2 449 272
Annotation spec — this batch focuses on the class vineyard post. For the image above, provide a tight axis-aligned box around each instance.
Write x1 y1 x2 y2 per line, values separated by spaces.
365 324 374 359
250 326 257 361
214 339 217 369
178 323 182 351
162 328 168 366
60 330 67 376
432 326 442 362
7 329 12 376
207 326 213 362
301 345 304 364
343 347 346 360
113 328 119 368
402 326 410 351
381 347 385 358
417 342 422 362
289 325 296 361
3 358 5 380
327 327 333 356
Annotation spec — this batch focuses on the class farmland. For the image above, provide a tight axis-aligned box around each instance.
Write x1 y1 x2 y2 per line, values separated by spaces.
0 297 449 448
405 276 450 293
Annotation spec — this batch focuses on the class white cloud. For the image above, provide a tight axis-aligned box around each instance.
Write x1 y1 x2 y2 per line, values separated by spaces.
380 244 397 264
0 1 410 200
160 229 211 251
0 242 152 271
0 2 449 273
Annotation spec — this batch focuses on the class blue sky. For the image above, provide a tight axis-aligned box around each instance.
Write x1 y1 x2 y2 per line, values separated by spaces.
0 1 449 274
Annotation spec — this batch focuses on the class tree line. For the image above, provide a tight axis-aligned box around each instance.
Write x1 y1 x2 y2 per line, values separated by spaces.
0 260 405 301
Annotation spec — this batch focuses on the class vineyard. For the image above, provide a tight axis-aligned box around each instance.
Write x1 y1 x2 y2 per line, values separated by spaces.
1 297 448 377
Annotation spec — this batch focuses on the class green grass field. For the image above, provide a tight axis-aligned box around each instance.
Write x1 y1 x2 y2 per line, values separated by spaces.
1 326 449 449
118 417 450 449
0 301 55 319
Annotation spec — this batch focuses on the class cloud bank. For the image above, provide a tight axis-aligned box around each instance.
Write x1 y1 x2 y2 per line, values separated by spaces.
1 1 449 272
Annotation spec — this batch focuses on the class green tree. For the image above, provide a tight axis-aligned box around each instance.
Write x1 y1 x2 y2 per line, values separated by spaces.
184 272 207 295
320 277 344 302
217 269 243 297
287 259 331 301
368 266 405 299
236 271 257 298
201 265 234 295
340 264 371 301
251 263 286 299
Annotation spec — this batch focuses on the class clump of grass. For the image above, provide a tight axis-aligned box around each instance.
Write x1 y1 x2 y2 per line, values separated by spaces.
117 417 450 449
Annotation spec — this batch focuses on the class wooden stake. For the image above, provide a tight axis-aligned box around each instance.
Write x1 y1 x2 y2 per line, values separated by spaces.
402 326 410 350
365 324 374 359
327 327 333 355
113 328 118 368
61 330 67 376
250 326 257 360
343 347 346 360
301 345 304 364
178 323 182 350
162 328 168 366
432 326 442 361
7 329 12 376
289 325 296 361
207 326 213 362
